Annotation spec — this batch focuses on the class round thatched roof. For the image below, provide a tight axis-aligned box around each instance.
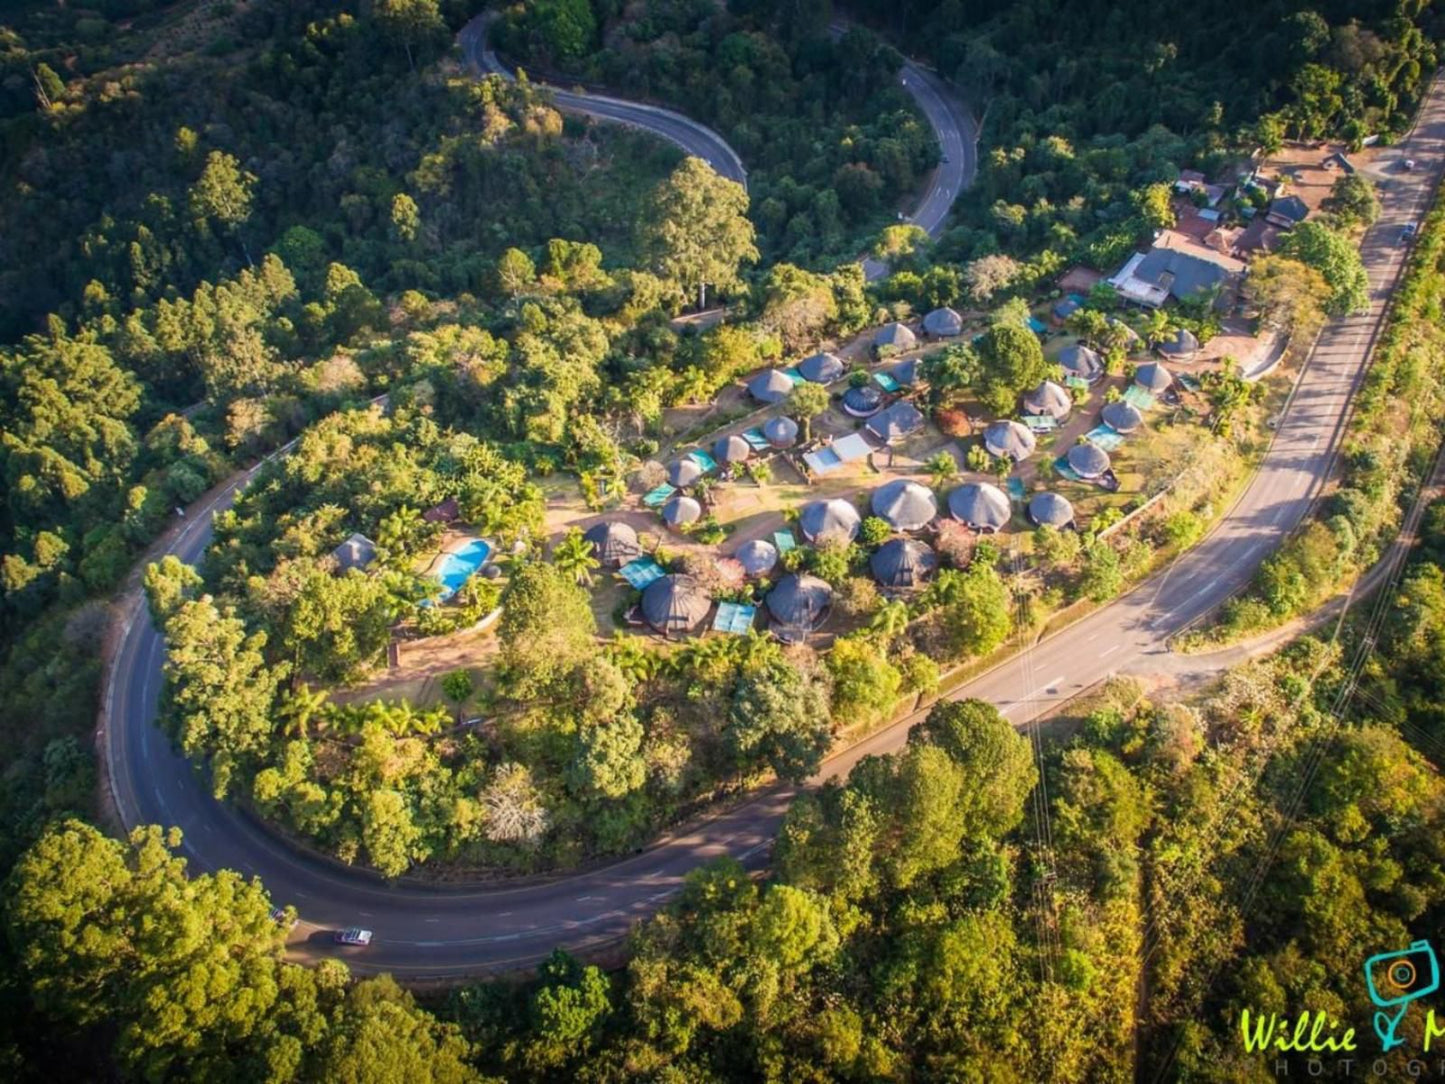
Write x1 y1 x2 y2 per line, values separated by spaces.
1067 441 1111 479
748 368 796 404
1059 343 1103 381
842 384 884 417
1134 361 1173 393
984 419 1037 462
735 539 778 577
1028 492 1075 528
766 573 833 641
798 351 845 383
799 498 861 544
1023 379 1071 420
874 321 917 351
871 538 936 589
923 307 964 337
870 479 938 532
1102 400 1144 434
1156 328 1199 359
949 482 1011 531
667 458 703 487
714 434 752 464
661 495 702 526
582 520 641 566
762 415 799 448
641 574 711 635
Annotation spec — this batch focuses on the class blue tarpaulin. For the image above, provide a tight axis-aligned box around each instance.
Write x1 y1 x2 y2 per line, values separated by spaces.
619 557 665 589
713 602 757 635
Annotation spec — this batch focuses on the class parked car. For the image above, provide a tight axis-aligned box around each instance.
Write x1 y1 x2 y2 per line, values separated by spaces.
334 928 373 946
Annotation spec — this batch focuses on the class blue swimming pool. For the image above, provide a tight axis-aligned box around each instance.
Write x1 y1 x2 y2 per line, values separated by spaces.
432 538 491 601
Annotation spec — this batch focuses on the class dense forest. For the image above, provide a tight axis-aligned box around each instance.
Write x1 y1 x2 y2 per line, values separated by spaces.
2 0 1445 1079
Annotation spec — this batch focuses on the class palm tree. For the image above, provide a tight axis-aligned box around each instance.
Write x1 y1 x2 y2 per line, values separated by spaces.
551 527 600 586
1142 308 1175 349
277 684 329 740
870 600 911 642
926 450 960 491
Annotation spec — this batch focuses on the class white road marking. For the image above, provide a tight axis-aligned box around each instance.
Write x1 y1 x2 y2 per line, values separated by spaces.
1099 644 1121 658
1042 675 1065 691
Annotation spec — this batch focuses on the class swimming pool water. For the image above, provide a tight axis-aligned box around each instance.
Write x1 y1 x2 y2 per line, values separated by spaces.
433 538 491 601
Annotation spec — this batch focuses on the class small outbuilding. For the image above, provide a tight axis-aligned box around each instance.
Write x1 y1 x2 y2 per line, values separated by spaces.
735 539 779 578
892 357 922 387
1134 361 1173 393
332 533 378 573
870 479 939 532
949 482 1011 532
1023 380 1072 420
641 574 712 636
763 415 799 448
923 307 964 338
1101 400 1144 434
984 419 1037 463
871 537 937 590
714 434 753 465
1059 344 1104 384
874 321 917 356
583 520 641 567
1027 492 1075 528
766 573 834 643
798 498 861 544
748 368 796 405
798 351 845 384
1053 297 1080 321
1067 441 1112 480
842 383 885 417
865 400 925 444
1155 328 1199 361
661 495 703 527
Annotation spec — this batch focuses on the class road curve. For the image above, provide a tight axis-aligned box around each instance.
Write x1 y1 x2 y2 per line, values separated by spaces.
459 14 978 282
101 53 1444 975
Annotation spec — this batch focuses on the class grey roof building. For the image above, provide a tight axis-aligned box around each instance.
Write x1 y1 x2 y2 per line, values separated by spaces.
984 419 1037 462
714 434 752 465
1067 441 1111 479
583 520 641 567
661 495 702 527
748 368 796 404
1028 491 1075 528
798 351 845 383
735 538 778 577
1059 343 1104 383
865 400 925 444
892 357 922 387
948 482 1011 532
923 307 964 337
871 537 937 589
641 574 711 636
1118 246 1238 306
798 498 861 544
1134 361 1173 393
763 415 799 448
667 458 704 487
1102 400 1144 434
766 573 833 642
332 533 377 572
1155 327 1200 361
874 321 917 354
1023 380 1072 420
842 384 885 417
1266 195 1309 228
871 479 938 532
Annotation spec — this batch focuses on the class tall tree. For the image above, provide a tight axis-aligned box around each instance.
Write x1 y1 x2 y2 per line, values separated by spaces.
642 158 759 309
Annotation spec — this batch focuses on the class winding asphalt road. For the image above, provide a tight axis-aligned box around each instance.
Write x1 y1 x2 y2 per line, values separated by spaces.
458 14 977 283
100 36 1445 977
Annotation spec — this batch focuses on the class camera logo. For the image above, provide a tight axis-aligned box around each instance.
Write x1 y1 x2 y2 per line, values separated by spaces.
1364 940 1441 1051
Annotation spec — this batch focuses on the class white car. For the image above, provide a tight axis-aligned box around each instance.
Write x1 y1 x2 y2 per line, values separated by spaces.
334 927 373 946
